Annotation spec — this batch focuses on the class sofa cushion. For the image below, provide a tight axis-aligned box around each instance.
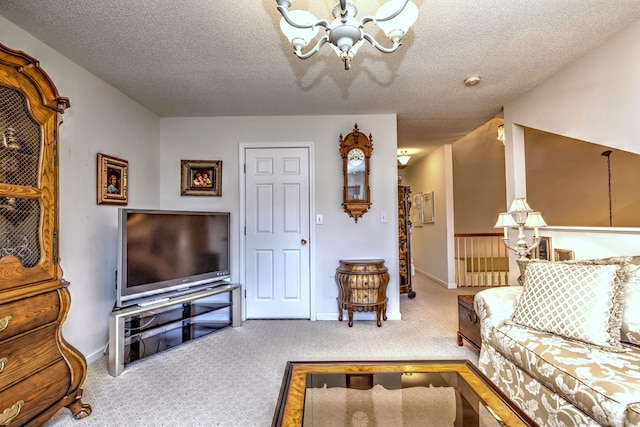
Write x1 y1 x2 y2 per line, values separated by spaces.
479 344 603 427
511 261 626 351
487 323 640 427
474 286 523 342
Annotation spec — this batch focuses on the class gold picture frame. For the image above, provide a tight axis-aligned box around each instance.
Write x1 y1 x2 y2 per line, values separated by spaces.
422 191 435 224
97 153 128 205
180 160 222 196
533 236 552 260
411 193 423 227
554 248 575 261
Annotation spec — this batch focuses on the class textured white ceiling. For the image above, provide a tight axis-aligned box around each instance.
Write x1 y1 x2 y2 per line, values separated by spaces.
1 0 640 157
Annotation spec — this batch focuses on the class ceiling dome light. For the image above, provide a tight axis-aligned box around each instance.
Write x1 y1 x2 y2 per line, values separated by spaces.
464 76 481 87
397 150 411 165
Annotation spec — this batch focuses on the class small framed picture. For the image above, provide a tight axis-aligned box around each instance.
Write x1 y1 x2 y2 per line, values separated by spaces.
411 193 423 227
422 191 435 224
554 248 575 261
533 236 552 260
181 160 222 196
97 153 128 205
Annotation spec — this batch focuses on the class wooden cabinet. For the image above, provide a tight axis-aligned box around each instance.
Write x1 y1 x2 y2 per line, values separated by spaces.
398 185 416 298
335 259 389 327
0 43 91 425
457 295 481 350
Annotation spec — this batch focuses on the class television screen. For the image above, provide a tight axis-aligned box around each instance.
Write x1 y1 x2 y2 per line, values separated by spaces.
116 209 230 307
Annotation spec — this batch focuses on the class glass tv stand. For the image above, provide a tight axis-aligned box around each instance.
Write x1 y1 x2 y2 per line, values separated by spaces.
108 283 241 376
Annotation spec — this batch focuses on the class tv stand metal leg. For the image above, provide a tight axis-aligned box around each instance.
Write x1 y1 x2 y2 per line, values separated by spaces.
108 315 125 377
231 285 242 327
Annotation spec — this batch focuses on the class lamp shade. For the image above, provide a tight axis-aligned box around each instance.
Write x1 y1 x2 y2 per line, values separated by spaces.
398 153 411 165
376 1 419 36
279 10 319 46
508 198 533 213
524 212 547 228
494 212 518 228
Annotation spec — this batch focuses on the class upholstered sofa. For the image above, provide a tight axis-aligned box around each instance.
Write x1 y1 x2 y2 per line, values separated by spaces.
474 257 640 427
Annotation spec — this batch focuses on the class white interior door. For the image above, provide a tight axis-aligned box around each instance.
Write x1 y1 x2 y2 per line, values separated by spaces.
244 147 311 318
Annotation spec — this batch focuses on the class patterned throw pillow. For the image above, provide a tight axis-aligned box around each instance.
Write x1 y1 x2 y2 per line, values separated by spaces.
620 260 640 346
566 256 640 346
510 261 627 351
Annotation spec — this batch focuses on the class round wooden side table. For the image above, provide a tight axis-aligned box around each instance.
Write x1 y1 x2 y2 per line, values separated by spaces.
335 259 390 327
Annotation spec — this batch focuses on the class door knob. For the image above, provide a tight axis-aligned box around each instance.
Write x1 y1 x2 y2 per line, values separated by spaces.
301 238 308 245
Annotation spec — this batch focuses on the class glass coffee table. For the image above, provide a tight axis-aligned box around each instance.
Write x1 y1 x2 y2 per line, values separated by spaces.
272 360 536 427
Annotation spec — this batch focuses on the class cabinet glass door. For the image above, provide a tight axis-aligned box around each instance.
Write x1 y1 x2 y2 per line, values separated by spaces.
0 86 51 278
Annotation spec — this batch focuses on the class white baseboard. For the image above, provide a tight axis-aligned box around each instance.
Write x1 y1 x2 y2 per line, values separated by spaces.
415 268 457 289
86 346 107 364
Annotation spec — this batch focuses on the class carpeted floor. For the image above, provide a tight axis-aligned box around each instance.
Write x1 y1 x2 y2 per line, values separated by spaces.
303 384 457 426
45 275 483 426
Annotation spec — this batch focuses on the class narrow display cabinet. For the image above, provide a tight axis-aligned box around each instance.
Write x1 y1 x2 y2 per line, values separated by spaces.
398 185 416 299
0 44 91 424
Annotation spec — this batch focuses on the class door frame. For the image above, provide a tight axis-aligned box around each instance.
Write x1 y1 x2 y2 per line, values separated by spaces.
238 141 316 321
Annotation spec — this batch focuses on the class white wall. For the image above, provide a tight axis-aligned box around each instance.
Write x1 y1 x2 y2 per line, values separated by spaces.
0 15 161 361
503 19 640 271
159 115 401 321
507 20 640 155
452 118 507 234
401 145 456 287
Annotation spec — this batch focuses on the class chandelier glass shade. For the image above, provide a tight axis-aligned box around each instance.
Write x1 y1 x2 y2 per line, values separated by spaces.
276 0 419 70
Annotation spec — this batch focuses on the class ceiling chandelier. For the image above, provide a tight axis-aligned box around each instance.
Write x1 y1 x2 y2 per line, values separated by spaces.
276 0 419 70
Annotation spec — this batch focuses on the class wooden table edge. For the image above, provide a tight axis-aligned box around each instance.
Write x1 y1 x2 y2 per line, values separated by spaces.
271 360 536 427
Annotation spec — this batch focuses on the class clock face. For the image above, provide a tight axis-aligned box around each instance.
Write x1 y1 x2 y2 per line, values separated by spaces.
348 148 365 166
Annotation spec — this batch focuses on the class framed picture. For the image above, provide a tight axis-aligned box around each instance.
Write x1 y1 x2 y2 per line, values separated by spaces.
181 160 222 196
422 191 435 224
97 153 128 205
554 248 575 261
411 193 423 227
533 236 552 260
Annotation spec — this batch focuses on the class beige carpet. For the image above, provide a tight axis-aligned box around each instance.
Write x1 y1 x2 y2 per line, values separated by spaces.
303 384 456 427
44 275 482 426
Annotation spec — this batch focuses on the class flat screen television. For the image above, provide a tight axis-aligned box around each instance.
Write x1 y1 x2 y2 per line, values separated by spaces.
116 209 230 308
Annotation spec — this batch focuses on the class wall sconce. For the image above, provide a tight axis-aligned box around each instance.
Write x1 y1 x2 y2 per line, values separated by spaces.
397 151 411 166
494 198 547 283
497 124 505 145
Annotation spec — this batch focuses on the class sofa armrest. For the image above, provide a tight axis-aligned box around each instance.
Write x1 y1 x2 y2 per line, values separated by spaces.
474 286 523 342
